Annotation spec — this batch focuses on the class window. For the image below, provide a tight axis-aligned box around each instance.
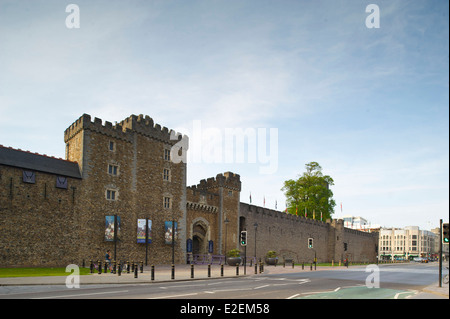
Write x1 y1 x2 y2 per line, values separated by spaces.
228 190 233 196
108 164 118 176
164 149 171 161
106 190 117 201
23 170 36 184
109 141 116 152
56 176 68 189
163 196 171 209
163 169 170 181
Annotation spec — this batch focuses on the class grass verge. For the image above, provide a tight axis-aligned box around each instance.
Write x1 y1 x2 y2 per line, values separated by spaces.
0 267 92 278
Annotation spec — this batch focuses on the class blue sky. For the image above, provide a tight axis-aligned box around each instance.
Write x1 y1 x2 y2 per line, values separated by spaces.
0 0 448 230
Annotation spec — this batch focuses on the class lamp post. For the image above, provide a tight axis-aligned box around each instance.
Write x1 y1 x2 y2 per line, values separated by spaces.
224 218 229 261
253 222 258 260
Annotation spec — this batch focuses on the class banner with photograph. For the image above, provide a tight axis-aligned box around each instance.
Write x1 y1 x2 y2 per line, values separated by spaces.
137 219 152 243
105 215 120 241
164 221 178 244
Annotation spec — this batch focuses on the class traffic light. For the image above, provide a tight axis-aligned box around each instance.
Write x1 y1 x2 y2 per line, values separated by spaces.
308 238 313 249
443 223 449 244
240 231 247 246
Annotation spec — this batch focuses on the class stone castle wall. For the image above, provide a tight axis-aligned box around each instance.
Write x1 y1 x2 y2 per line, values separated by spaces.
1 113 378 267
240 203 378 263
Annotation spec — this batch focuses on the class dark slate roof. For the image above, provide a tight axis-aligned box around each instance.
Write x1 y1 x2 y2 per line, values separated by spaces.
0 145 81 179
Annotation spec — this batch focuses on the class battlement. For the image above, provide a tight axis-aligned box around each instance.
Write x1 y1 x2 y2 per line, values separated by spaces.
240 202 329 227
193 172 241 191
64 113 186 145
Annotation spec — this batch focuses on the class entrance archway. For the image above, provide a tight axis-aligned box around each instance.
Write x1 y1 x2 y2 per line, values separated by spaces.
191 219 209 255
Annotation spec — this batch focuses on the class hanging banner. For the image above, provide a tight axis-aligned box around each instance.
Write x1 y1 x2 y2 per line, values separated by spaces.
105 215 120 241
137 219 152 243
164 221 178 244
186 238 193 253
208 240 214 253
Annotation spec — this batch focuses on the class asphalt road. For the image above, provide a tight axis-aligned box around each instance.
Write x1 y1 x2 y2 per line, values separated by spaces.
0 262 447 300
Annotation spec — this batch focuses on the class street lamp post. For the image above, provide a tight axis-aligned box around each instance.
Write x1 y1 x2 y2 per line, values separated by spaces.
224 218 229 262
254 222 258 261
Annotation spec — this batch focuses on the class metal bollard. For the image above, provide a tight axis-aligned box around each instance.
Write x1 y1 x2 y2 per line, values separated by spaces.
90 260 94 273
310 263 313 271
118 261 122 276
98 260 102 274
171 264 175 280
236 263 239 276
104 261 108 274
134 264 138 278
113 261 117 274
255 264 258 274
220 264 224 277
208 264 211 277
140 261 143 273
191 264 194 279
127 261 130 274
151 265 155 281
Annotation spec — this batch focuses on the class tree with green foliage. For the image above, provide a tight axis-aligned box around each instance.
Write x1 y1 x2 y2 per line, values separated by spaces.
281 162 335 221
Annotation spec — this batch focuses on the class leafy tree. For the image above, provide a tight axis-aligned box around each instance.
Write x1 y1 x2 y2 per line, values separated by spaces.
281 162 335 221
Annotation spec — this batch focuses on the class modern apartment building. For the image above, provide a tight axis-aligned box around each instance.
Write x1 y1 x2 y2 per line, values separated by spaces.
379 226 437 261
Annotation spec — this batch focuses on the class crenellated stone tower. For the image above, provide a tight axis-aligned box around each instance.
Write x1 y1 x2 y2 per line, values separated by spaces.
64 113 187 264
186 172 241 256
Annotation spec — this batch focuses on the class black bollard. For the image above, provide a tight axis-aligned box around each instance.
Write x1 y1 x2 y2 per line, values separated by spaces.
310 263 313 271
236 263 239 276
98 261 102 274
127 261 130 274
191 264 194 279
118 261 122 276
171 264 175 280
208 264 211 278
134 264 138 278
151 265 155 281
254 264 257 274
90 260 94 273
221 264 224 277
140 261 143 273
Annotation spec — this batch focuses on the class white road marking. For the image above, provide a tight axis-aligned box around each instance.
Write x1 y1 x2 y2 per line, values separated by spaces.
148 293 198 299
33 289 129 299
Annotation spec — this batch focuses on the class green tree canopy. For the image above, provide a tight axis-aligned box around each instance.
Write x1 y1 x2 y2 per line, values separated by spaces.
281 162 335 221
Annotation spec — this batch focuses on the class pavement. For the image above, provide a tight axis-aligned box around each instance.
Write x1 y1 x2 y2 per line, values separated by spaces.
0 263 448 299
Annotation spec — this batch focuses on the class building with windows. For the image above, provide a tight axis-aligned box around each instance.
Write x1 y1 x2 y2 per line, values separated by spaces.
0 113 378 267
342 215 380 232
379 226 437 261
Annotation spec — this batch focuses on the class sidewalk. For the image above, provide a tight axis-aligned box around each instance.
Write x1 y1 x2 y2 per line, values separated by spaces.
421 281 449 298
0 264 448 299
0 263 318 286
0 264 260 286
